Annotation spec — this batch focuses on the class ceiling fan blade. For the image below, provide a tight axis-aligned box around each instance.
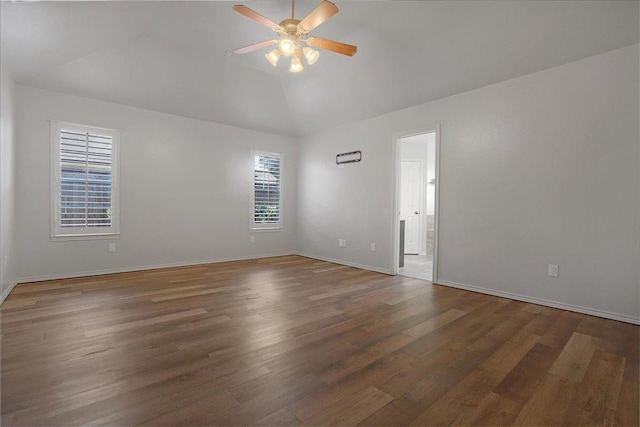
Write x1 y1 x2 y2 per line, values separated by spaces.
232 5 282 31
297 1 339 33
307 37 357 56
231 39 277 55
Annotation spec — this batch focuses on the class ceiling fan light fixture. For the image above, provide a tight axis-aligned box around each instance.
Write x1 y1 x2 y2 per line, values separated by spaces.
290 55 304 73
265 49 281 66
279 38 296 56
303 47 319 65
231 0 358 74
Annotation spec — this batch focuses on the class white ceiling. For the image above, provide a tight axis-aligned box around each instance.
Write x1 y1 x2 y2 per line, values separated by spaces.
1 1 638 137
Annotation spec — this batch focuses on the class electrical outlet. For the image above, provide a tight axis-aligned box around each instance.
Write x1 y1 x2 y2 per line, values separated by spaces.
3 255 7 268
548 264 558 277
370 243 376 251
250 235 256 243
109 243 116 253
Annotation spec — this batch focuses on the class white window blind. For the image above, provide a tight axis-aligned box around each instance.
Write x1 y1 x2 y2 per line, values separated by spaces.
251 151 282 229
60 129 113 227
51 121 119 238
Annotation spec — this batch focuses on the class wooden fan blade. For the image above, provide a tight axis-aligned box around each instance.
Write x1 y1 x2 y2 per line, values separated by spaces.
297 1 339 33
307 37 357 56
232 5 282 31
232 39 277 55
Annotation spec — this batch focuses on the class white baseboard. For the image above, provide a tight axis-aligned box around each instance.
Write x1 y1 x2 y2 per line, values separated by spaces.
15 252 295 285
437 280 640 325
9 253 638 325
0 279 18 305
296 253 393 276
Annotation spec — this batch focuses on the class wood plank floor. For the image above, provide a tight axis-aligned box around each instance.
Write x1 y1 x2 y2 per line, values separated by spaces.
1 255 638 426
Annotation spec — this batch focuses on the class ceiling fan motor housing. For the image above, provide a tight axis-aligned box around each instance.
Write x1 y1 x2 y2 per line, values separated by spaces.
279 19 302 35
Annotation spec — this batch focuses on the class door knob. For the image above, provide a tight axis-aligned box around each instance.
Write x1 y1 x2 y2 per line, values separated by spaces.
415 211 420 215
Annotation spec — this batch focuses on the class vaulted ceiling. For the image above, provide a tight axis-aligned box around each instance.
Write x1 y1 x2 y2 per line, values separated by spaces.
2 1 638 137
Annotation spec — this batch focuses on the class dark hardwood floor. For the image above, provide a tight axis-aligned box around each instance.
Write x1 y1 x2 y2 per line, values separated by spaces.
1 255 638 426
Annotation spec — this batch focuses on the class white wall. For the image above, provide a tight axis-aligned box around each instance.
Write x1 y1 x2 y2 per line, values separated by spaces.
15 86 297 281
7 45 640 323
298 45 640 323
0 59 18 302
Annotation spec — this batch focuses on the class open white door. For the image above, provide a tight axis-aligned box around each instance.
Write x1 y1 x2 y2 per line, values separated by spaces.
400 160 423 254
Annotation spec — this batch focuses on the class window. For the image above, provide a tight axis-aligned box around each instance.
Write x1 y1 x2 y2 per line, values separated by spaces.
51 120 119 238
251 150 282 230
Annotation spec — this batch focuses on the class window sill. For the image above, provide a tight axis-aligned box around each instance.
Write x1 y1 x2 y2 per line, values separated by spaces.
250 227 283 233
51 233 120 242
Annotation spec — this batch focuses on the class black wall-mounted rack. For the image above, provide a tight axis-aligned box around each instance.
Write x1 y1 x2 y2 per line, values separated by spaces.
336 151 362 165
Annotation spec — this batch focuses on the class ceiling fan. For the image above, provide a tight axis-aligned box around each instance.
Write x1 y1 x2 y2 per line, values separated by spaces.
231 0 357 73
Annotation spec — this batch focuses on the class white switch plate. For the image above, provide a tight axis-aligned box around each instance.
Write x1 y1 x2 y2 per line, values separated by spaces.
548 264 558 277
109 243 116 253
250 235 256 243
370 243 376 251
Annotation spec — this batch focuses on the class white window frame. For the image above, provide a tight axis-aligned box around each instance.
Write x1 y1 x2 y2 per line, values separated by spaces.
250 150 283 231
51 120 120 240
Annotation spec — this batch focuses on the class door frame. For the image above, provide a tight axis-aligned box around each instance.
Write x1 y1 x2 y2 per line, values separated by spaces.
391 125 441 282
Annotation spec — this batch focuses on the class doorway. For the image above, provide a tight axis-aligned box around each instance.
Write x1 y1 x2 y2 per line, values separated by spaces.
394 129 439 282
